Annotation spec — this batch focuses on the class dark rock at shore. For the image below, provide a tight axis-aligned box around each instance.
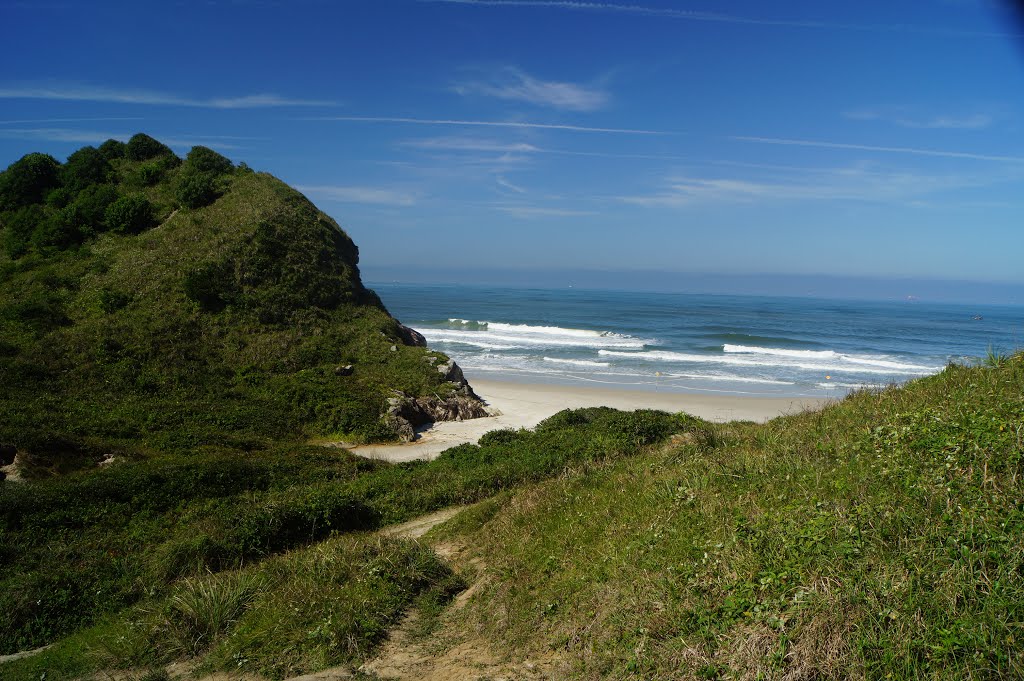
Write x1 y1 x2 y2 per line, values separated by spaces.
383 359 489 441
396 322 427 347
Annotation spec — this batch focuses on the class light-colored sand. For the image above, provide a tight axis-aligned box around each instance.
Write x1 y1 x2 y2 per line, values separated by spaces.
347 378 829 463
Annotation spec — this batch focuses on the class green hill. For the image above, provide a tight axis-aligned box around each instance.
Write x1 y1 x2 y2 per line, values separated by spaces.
0 134 484 478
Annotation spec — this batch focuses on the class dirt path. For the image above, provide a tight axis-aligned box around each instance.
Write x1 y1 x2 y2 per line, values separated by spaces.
382 507 467 540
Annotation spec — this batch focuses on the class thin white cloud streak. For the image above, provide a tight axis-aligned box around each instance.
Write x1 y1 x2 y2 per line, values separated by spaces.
0 85 334 108
312 116 671 135
454 68 609 111
0 116 144 125
618 167 1008 207
495 175 527 193
496 204 597 217
0 127 241 149
296 185 418 206
844 110 994 130
732 136 1024 163
402 136 543 152
427 0 1020 38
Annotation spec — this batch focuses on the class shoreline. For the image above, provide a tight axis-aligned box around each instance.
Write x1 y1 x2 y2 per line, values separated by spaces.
348 376 831 463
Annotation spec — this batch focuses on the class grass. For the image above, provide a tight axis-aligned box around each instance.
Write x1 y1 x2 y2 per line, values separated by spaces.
0 139 466 478
0 407 684 667
1 534 462 680
436 355 1024 679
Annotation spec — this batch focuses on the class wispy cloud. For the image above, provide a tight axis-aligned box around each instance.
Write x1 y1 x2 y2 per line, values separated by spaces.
402 136 543 153
426 0 1018 38
296 184 418 206
496 204 597 217
732 135 1024 163
311 116 670 135
453 67 609 111
495 175 527 193
0 84 334 108
844 109 994 130
0 127 242 150
619 166 1008 207
0 116 144 125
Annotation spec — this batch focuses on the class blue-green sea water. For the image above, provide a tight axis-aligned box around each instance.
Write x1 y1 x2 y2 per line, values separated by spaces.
371 283 1024 397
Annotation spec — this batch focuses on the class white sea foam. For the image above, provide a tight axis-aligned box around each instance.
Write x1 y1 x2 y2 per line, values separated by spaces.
817 381 880 390
598 349 940 376
724 344 837 359
418 326 648 350
670 372 795 386
542 357 611 368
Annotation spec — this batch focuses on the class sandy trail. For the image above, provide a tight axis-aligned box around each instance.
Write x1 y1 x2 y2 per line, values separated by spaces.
346 377 828 463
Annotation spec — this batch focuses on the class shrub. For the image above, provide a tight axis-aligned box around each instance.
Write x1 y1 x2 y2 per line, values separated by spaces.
97 138 127 160
183 261 236 312
185 146 233 175
125 133 175 162
176 170 219 209
33 204 89 249
60 146 111 192
71 184 119 231
1 204 46 258
105 194 155 234
0 153 61 211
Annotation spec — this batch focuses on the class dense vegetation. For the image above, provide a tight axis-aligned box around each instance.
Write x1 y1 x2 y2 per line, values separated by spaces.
0 407 683 676
0 135 465 478
439 354 1024 679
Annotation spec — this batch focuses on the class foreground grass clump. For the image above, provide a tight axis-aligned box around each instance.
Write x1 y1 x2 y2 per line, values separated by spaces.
441 356 1024 679
0 407 684 662
3 535 461 680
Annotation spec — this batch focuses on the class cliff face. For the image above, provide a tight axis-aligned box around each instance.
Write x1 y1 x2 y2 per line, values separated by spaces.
0 135 486 475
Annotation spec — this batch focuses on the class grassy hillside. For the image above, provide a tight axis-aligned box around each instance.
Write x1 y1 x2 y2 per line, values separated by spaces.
0 135 468 476
0 407 682 672
438 354 1024 679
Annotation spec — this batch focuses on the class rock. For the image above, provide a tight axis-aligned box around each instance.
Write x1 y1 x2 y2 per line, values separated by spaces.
335 364 354 376
437 358 466 385
396 322 427 347
390 345 398 352
384 387 492 442
0 444 16 466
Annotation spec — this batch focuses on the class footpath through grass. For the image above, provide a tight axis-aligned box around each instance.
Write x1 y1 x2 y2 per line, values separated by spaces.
0 407 684 678
438 356 1024 679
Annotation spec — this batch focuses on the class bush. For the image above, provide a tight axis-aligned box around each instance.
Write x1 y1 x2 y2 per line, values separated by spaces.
176 170 219 209
0 153 61 211
1 204 46 258
185 146 233 175
33 204 89 250
72 184 119 231
183 261 236 312
97 139 127 161
125 133 175 162
105 194 154 234
60 146 111 192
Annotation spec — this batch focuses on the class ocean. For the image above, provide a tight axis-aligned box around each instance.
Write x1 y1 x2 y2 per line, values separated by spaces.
371 283 1023 398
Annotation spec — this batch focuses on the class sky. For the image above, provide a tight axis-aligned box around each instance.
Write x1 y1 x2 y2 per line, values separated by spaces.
1 0 1024 299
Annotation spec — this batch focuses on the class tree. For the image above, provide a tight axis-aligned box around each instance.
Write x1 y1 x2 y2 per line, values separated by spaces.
0 153 61 211
176 171 219 209
60 146 111 192
185 146 233 175
125 133 175 162
105 194 155 234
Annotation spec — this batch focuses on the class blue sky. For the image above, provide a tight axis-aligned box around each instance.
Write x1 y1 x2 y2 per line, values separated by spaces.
2 0 1024 295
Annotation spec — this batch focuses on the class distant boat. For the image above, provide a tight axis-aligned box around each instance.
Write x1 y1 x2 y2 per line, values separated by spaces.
972 315 984 321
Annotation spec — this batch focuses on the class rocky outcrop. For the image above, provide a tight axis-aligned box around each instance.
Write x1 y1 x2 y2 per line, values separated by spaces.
384 359 491 441
396 322 427 347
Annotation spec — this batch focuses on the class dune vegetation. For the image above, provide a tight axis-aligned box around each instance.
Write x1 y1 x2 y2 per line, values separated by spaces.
2 138 1021 680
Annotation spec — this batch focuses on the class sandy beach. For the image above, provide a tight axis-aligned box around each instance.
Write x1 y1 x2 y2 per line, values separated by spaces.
348 377 830 463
